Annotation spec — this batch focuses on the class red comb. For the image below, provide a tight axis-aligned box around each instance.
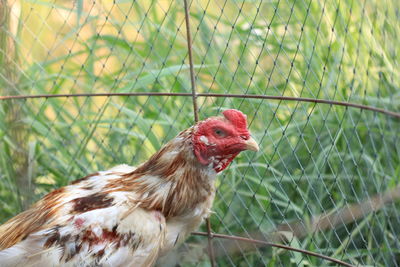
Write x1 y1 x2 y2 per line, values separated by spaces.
222 109 248 130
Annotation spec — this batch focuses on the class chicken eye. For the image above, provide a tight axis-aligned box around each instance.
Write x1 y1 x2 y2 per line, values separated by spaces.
214 128 226 137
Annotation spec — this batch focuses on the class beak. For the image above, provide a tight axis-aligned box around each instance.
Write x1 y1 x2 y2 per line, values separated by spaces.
244 136 259 152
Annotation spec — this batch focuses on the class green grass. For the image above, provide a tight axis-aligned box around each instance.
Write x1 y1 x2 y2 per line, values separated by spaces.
0 0 400 266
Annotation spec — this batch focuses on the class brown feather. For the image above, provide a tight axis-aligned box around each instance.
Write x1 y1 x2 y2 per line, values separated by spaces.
0 110 255 266
0 187 66 250
104 127 213 218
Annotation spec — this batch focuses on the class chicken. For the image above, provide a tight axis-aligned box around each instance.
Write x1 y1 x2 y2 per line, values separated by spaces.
0 109 259 267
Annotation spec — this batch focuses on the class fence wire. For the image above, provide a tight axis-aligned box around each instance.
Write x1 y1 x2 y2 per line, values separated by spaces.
0 0 399 266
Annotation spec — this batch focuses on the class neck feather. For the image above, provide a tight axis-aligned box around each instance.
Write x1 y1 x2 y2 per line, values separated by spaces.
107 128 216 218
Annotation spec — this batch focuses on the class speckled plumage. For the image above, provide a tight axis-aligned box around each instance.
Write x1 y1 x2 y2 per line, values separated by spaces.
0 109 258 267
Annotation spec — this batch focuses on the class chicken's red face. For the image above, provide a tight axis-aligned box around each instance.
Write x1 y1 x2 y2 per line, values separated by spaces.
192 109 259 172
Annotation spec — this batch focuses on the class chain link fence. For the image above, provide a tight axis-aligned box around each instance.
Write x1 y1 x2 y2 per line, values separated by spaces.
0 0 399 266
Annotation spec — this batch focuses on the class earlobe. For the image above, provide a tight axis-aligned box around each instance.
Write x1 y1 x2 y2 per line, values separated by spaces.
193 148 210 165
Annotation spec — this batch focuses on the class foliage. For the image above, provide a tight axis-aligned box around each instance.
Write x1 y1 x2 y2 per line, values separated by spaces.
0 0 399 266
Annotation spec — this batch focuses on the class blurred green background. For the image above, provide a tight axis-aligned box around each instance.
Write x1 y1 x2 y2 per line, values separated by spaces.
0 0 399 266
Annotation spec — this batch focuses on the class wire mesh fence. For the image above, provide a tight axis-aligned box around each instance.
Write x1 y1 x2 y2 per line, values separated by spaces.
0 0 399 266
